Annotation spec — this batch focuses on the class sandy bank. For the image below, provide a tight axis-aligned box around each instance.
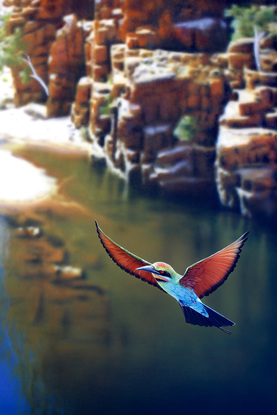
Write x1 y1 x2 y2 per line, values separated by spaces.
0 103 92 155
0 68 95 208
0 67 92 208
0 150 57 207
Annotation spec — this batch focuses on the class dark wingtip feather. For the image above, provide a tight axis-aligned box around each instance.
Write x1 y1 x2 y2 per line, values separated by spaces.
238 231 249 245
218 326 233 335
94 220 163 290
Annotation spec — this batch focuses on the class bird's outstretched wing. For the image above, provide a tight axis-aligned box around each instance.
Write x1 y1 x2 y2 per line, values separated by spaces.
95 221 162 290
179 232 248 298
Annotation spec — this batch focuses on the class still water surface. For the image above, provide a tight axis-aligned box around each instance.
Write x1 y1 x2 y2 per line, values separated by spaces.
0 146 276 415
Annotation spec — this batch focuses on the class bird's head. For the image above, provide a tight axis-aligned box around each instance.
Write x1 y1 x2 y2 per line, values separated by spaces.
136 262 173 282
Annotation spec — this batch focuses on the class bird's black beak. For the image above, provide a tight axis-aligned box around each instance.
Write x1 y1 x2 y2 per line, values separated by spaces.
136 265 159 275
136 265 170 282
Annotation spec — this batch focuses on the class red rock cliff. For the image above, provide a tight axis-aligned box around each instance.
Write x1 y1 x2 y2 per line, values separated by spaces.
4 0 277 222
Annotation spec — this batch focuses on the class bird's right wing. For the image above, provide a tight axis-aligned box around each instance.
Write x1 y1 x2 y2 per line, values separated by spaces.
179 232 248 298
95 221 162 290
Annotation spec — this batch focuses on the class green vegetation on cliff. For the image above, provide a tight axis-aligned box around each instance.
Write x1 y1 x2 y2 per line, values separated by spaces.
226 5 276 39
0 14 26 71
174 115 197 142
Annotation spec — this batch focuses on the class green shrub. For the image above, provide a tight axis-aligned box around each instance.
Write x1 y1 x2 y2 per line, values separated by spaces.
0 14 27 72
225 5 276 39
174 115 197 142
99 95 113 116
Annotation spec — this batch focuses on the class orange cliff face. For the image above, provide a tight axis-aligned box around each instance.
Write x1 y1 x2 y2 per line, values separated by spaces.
5 0 229 107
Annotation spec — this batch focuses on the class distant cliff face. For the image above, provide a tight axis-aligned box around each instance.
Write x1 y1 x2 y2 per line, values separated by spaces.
5 0 230 108
4 0 277 222
4 0 93 107
217 37 277 222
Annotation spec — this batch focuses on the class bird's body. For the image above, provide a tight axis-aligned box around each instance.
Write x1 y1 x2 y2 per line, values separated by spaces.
159 275 212 322
149 262 205 314
95 221 248 334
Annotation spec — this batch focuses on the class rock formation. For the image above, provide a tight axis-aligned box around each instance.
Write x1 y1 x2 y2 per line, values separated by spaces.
217 35 277 221
93 47 230 197
46 14 89 116
4 0 94 108
72 0 231 199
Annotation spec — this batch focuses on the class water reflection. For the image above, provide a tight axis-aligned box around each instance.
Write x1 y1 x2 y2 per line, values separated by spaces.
0 219 30 414
0 148 276 414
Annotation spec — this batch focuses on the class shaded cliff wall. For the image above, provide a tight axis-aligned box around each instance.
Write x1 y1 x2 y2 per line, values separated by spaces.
217 36 277 221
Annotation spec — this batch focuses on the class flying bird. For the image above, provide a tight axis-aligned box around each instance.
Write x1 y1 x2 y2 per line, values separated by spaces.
95 221 248 334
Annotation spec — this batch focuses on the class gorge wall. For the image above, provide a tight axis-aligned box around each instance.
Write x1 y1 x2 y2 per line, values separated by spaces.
3 0 277 222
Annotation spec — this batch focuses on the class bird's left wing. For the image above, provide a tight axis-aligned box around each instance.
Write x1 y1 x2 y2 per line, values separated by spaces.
95 221 162 290
179 232 248 298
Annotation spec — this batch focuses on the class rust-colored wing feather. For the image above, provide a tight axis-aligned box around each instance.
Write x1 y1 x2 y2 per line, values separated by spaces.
95 221 162 290
180 232 248 298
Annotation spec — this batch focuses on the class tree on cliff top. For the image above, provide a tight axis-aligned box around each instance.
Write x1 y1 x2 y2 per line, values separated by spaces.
0 14 27 76
226 5 276 39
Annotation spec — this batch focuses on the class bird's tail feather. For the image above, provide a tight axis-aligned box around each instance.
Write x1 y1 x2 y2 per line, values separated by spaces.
179 301 235 335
